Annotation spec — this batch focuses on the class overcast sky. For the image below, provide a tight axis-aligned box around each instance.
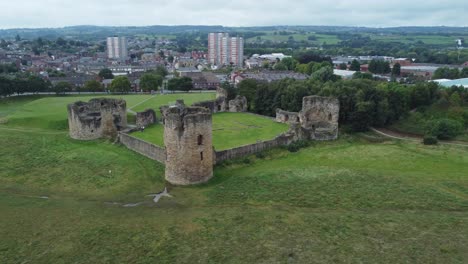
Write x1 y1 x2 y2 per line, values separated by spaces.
1 0 467 29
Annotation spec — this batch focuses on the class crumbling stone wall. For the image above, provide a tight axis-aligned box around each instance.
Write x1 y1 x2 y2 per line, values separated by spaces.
119 132 166 163
192 96 228 113
299 96 339 140
275 109 301 124
136 109 157 128
228 95 248 112
275 96 340 141
216 87 228 99
68 98 127 140
164 104 213 185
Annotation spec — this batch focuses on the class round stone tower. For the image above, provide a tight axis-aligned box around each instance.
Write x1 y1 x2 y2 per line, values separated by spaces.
163 103 213 185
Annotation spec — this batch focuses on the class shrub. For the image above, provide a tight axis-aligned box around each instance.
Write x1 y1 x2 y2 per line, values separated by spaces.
287 140 310 153
255 152 266 159
242 157 251 164
426 118 464 140
423 135 438 145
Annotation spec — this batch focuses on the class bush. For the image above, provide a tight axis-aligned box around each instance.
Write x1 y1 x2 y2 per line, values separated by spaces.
426 118 464 140
255 152 266 159
423 135 438 145
242 157 251 164
287 140 310 153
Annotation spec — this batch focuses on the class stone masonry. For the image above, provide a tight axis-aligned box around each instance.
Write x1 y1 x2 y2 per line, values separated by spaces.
68 98 127 140
136 109 157 128
163 103 213 185
275 95 340 140
228 95 248 112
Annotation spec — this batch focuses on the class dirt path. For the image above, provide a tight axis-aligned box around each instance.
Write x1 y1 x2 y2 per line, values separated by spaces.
371 127 468 147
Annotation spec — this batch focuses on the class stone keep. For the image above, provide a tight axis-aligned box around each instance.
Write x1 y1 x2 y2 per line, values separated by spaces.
163 104 213 185
299 96 340 140
275 96 340 141
67 98 127 140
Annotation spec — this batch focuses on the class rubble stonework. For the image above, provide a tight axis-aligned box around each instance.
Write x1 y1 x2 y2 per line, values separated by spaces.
192 88 246 113
275 109 301 124
275 96 340 140
163 103 213 185
228 95 248 112
136 109 157 128
68 98 127 140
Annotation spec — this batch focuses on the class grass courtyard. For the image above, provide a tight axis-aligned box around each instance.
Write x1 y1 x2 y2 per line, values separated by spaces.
131 112 289 151
1 95 468 263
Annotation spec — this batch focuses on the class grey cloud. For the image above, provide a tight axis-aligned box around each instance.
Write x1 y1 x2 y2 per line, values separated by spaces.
0 0 467 28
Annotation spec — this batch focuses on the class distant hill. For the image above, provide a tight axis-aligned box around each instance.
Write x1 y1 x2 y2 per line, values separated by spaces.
1 25 468 40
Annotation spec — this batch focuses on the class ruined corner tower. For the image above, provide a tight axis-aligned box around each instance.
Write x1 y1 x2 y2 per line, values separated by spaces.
163 101 213 185
67 98 127 140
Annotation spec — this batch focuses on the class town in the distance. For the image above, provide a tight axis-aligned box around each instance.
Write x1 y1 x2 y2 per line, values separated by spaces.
0 26 467 96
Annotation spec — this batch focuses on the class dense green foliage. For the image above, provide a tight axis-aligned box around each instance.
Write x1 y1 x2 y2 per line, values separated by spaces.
368 59 391 74
0 75 51 96
84 79 103 93
239 78 452 132
110 76 131 93
391 86 468 141
167 76 193 91
433 67 468 80
426 118 464 140
140 73 163 92
98 68 114 79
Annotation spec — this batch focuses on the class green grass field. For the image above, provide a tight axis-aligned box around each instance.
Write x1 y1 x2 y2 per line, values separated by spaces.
1 96 468 263
132 112 288 150
0 93 215 130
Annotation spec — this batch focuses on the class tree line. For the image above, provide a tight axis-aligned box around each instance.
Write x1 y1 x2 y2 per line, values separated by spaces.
233 77 467 132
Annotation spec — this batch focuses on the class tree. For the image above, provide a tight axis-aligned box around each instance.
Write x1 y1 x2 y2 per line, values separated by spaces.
140 73 163 92
339 63 348 70
167 77 193 92
15 34 21 42
110 76 131 93
274 62 288 71
458 67 468 78
449 92 461 107
426 118 463 140
350 59 361 71
392 63 401 76
84 80 102 93
98 68 114 79
238 79 258 110
311 66 334 82
167 55 174 64
178 77 193 91
154 66 168 77
53 81 73 95
56 37 67 46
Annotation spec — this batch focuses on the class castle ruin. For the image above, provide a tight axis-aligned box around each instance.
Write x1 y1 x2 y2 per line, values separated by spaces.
192 87 247 114
68 98 127 140
163 101 213 185
136 109 157 128
276 96 340 141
